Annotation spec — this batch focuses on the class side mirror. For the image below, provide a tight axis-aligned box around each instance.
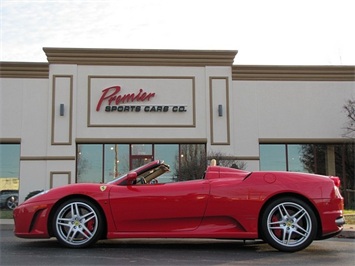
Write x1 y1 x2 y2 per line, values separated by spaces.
126 172 138 182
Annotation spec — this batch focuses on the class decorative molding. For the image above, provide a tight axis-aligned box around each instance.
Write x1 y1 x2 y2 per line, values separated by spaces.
75 138 208 144
259 138 355 144
51 75 73 145
0 138 21 144
209 77 230 145
20 156 76 161
0 62 49 78
232 65 355 81
43 47 238 66
50 171 71 188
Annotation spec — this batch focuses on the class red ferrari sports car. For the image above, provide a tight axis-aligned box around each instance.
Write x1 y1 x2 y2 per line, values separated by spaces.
13 160 345 252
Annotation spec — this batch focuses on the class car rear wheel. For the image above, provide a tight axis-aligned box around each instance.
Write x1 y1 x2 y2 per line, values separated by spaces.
6 196 18 210
52 198 103 248
261 197 317 252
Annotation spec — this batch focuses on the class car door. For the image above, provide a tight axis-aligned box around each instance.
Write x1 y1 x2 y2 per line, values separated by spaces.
109 179 210 232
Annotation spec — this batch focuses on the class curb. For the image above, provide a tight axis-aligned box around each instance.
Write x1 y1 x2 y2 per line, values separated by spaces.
1 219 14 225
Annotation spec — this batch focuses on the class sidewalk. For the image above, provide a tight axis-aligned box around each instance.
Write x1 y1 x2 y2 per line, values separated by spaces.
1 219 354 238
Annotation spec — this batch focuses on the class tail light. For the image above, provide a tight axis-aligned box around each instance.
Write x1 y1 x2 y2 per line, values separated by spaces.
330 176 341 188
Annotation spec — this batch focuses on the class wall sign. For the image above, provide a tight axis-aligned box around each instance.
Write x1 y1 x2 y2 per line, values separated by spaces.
96 86 187 113
88 76 195 127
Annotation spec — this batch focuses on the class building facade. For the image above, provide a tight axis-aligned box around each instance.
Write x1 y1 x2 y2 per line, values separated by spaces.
0 48 354 204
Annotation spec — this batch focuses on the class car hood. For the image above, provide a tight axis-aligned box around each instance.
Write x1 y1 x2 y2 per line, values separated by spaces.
21 183 111 205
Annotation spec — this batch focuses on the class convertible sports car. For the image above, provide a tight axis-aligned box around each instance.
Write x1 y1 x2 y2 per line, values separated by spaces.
13 160 344 252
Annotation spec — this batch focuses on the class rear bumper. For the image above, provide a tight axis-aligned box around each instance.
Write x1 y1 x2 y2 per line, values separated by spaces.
314 194 344 239
316 215 345 240
318 227 343 240
335 216 345 227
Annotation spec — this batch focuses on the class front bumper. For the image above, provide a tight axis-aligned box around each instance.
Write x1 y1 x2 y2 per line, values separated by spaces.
13 202 52 238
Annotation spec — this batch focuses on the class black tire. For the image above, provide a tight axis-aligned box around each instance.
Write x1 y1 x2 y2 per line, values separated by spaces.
52 198 104 248
6 196 18 210
261 197 317 252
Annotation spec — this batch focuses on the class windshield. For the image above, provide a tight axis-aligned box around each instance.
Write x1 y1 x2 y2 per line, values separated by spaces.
106 160 162 184
106 173 127 184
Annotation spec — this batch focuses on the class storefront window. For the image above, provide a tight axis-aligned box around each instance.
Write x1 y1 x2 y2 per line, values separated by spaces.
0 144 20 178
299 144 327 175
0 144 20 190
154 144 179 183
260 143 355 208
176 144 207 181
104 144 129 183
287 145 306 172
259 144 286 171
77 144 103 183
260 143 333 173
335 143 355 208
76 143 206 184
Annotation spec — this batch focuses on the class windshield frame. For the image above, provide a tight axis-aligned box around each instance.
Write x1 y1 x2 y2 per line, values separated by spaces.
107 160 163 185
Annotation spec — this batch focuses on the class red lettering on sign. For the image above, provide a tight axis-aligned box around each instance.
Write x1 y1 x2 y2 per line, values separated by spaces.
96 86 156 111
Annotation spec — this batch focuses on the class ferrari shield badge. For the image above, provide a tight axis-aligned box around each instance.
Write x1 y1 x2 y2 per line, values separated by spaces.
100 186 107 192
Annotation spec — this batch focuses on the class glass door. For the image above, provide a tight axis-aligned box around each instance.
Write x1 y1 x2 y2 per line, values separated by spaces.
130 144 154 169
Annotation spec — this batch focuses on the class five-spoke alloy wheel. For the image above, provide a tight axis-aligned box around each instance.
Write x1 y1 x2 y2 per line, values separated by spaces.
6 196 18 210
261 197 317 252
52 198 103 248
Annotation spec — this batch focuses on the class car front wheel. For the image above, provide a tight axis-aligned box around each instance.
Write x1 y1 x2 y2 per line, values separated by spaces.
52 198 103 248
6 196 18 210
261 197 317 252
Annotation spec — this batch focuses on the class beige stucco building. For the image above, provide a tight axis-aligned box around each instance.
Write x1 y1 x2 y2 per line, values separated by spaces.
0 48 354 203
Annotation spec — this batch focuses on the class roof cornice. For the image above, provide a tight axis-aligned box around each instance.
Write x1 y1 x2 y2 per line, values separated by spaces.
0 62 49 78
43 47 238 66
232 65 355 81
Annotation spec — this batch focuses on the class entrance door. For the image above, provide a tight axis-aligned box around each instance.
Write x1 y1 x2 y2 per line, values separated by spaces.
130 144 153 169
